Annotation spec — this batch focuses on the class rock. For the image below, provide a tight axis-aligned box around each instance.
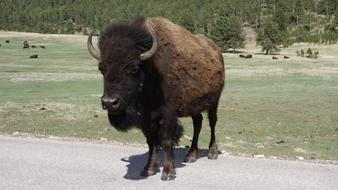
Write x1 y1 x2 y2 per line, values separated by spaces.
48 135 59 140
257 145 265 149
220 150 229 156
254 154 265 158
297 156 304 161
335 128 338 132
12 132 20 136
100 138 107 141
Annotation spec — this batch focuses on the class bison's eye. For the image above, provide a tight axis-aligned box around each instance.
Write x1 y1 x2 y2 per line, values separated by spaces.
130 64 139 75
98 62 106 75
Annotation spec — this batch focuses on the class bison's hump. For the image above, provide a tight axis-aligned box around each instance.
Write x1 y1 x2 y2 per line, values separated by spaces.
145 17 225 115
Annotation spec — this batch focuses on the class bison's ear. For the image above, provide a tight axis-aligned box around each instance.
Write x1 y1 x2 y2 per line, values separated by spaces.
129 16 147 28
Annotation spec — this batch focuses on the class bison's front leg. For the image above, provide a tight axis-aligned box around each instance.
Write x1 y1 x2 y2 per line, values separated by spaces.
140 138 160 177
160 140 176 180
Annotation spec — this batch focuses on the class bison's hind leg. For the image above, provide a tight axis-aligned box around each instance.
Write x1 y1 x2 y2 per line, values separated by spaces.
184 113 203 163
208 106 219 160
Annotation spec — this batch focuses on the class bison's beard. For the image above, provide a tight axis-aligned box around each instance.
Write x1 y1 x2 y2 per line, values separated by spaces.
107 106 138 132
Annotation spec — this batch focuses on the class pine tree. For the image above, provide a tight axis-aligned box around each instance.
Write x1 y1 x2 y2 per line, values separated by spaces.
209 15 245 52
256 19 282 55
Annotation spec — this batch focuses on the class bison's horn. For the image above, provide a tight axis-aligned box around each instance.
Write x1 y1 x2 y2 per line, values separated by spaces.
87 33 101 60
140 30 158 60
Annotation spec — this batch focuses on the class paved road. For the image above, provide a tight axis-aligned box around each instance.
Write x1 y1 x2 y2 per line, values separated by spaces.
0 135 337 190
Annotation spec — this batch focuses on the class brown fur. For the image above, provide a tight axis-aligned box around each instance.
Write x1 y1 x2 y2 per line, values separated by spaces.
144 17 225 116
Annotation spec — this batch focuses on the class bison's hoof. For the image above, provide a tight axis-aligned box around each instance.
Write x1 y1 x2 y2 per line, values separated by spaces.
140 168 158 177
161 170 176 181
208 152 218 160
184 155 197 163
208 146 219 160
184 149 198 163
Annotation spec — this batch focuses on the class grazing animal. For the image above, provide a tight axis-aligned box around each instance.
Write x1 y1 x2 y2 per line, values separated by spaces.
5 40 9 43
0 44 1 47
29 54 38 58
272 56 278 59
31 45 37 48
284 55 290 59
23 41 29 49
40 45 46 49
239 54 252 59
245 54 252 59
87 17 225 180
23 41 29 48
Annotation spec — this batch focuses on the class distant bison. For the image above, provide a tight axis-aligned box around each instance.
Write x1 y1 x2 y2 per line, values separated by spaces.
23 41 30 49
5 40 9 43
87 17 224 180
272 56 278 59
284 55 290 59
40 45 46 49
245 54 252 59
29 54 38 58
31 45 37 48
239 54 252 59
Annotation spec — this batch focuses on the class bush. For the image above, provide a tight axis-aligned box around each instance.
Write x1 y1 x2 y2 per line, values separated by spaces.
306 48 313 58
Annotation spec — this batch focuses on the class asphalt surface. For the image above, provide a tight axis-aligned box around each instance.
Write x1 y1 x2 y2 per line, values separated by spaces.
0 135 337 190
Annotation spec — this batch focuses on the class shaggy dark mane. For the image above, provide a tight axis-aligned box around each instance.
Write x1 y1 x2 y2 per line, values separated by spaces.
99 17 153 52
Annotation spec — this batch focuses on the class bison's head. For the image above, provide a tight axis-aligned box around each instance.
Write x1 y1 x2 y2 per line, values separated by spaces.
87 21 158 131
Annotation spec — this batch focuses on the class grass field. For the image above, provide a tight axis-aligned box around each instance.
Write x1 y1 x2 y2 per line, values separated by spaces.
0 31 337 161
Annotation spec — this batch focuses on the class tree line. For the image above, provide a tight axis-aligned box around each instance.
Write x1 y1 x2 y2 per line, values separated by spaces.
0 0 337 53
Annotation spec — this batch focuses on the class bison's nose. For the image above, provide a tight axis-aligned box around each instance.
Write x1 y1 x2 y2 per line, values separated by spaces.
101 94 123 111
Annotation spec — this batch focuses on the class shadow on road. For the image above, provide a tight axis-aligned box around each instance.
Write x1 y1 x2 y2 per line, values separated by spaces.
121 147 210 180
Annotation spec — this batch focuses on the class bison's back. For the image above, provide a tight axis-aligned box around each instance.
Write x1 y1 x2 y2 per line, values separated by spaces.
145 17 225 116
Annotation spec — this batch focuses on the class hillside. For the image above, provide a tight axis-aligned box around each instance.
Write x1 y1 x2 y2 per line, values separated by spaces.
0 0 337 50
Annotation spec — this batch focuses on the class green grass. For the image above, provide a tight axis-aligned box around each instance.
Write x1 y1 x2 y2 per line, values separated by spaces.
0 32 337 160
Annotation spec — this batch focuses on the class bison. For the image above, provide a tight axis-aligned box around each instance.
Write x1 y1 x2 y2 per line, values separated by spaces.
29 54 38 58
245 54 252 59
87 17 225 180
23 41 29 48
5 40 9 43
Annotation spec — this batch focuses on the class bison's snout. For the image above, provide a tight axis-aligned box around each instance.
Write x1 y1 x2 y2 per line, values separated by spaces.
101 94 125 113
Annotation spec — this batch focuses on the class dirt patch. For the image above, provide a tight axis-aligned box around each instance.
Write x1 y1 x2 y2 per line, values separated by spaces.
0 31 95 45
0 102 103 121
294 147 307 153
0 72 100 82
228 66 338 77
